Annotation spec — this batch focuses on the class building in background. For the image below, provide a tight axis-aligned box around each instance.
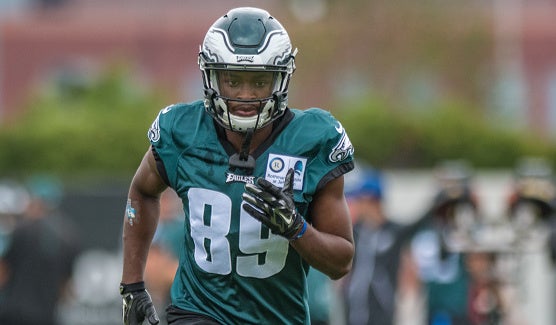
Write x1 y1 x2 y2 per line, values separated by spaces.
1 0 556 137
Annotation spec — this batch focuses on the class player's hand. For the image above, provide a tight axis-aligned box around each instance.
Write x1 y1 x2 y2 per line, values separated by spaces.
120 282 159 325
243 168 306 240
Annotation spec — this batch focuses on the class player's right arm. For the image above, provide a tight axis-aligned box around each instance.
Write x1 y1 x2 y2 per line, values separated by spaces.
121 147 167 284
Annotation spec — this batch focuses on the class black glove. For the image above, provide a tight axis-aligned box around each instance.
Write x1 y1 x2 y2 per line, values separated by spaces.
242 168 306 240
120 282 160 325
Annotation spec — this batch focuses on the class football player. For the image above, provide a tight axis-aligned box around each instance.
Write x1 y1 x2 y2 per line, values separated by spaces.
120 7 355 325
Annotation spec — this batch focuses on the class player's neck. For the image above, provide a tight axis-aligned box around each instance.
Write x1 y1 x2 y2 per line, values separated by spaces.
225 126 272 154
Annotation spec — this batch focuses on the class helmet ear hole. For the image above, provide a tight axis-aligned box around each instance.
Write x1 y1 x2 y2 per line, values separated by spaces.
273 91 286 102
202 87 218 114
204 88 216 100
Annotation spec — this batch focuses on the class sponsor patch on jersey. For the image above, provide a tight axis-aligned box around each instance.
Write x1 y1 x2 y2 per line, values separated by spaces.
225 172 255 184
265 154 307 190
329 122 354 163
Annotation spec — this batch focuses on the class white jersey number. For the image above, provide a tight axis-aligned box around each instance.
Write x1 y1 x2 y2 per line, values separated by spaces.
188 188 289 278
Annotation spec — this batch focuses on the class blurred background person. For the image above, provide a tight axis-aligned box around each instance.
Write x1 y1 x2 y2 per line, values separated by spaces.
465 251 503 325
0 175 81 325
0 180 30 288
502 157 556 324
408 161 478 325
144 188 183 325
341 165 432 325
0 180 30 255
506 157 556 266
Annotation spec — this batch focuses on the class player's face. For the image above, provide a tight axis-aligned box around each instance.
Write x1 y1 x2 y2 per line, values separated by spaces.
217 71 275 117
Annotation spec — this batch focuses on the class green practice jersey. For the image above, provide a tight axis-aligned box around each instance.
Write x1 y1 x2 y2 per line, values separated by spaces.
147 100 354 324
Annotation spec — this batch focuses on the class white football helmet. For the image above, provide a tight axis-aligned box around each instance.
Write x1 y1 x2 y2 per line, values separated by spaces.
199 7 297 132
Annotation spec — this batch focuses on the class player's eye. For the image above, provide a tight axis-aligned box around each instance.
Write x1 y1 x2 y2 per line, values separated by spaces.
227 79 240 87
255 81 268 88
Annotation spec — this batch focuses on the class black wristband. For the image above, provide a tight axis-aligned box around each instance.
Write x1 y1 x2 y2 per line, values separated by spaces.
120 281 145 295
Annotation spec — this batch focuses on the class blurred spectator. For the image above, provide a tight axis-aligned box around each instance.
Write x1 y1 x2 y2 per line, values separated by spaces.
0 180 30 287
0 175 81 325
144 188 183 325
0 180 30 257
408 161 477 325
507 157 556 248
409 231 470 325
341 166 430 325
502 157 556 323
465 251 503 325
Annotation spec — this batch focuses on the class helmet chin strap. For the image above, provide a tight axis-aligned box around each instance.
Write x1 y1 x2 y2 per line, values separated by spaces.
228 128 256 173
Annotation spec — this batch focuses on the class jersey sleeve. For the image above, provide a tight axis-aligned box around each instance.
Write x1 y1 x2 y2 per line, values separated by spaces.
147 104 180 188
303 108 355 192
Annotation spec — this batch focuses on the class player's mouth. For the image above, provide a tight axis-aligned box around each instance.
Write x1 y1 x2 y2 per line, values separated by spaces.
231 104 260 117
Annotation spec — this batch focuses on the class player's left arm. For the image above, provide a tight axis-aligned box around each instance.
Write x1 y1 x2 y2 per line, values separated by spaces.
290 175 354 280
